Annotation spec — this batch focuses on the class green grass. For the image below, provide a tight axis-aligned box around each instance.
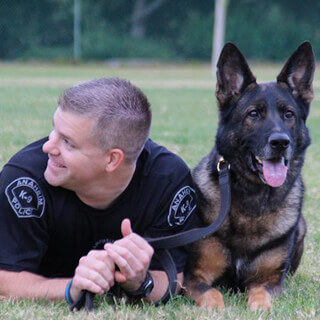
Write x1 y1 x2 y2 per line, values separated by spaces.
0 62 319 319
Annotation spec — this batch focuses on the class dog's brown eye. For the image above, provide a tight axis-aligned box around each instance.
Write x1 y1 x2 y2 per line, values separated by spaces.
248 110 259 119
285 110 294 119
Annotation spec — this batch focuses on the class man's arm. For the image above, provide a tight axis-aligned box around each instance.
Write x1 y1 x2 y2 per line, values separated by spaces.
0 269 183 304
0 269 69 300
0 250 117 303
0 218 182 304
147 270 183 302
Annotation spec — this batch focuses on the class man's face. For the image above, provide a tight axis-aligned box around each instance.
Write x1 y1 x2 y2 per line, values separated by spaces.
43 107 108 190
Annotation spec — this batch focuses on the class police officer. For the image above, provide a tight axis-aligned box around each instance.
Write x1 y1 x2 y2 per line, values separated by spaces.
0 77 199 305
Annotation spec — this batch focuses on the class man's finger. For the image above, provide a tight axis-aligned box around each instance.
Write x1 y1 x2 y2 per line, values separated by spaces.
115 271 126 283
121 218 132 237
105 245 136 276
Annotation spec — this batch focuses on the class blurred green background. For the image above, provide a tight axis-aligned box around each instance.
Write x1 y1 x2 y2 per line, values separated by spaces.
1 0 319 62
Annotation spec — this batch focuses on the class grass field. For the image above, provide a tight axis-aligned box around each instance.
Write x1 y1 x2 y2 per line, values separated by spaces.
0 61 319 319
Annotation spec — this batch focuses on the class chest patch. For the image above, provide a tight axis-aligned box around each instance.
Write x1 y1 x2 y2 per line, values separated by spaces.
5 177 45 218
167 186 196 226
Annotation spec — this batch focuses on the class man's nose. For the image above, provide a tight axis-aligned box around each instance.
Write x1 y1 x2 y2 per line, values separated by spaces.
42 131 59 155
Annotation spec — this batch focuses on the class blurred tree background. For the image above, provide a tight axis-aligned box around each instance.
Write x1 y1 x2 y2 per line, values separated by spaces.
0 0 319 61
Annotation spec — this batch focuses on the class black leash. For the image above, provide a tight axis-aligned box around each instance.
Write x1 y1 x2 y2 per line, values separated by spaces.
70 157 230 311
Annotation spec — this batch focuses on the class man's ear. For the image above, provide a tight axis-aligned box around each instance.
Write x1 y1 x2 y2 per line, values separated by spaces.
277 41 315 107
105 149 125 173
216 42 257 107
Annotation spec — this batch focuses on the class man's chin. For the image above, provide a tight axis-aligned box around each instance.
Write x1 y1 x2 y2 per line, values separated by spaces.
44 169 64 187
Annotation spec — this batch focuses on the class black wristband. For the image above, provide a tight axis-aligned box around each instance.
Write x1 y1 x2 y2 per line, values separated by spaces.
123 271 154 299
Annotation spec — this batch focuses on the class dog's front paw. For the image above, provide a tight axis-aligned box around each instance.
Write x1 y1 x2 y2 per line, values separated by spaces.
248 286 272 311
195 288 225 310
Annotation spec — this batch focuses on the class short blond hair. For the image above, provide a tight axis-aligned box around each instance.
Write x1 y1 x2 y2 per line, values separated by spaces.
59 77 152 163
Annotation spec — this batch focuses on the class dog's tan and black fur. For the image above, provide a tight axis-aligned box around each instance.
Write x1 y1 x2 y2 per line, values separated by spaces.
185 42 315 311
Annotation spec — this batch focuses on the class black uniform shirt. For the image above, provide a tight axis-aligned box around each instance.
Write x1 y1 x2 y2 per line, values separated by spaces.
0 138 199 277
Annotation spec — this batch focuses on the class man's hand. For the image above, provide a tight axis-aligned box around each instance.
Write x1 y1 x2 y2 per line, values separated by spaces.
104 219 154 292
70 250 115 302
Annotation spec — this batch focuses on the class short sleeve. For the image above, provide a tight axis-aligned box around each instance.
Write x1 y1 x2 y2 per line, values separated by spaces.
0 165 50 273
146 172 201 273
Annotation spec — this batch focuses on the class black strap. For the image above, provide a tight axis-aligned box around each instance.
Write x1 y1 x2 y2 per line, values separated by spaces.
70 161 230 311
152 249 177 306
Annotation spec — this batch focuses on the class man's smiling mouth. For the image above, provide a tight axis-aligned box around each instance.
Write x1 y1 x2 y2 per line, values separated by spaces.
49 158 66 169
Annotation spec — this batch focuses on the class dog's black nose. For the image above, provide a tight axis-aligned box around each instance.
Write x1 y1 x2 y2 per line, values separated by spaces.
268 133 290 151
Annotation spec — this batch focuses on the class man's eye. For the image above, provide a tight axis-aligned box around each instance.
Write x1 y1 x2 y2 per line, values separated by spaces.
64 139 75 148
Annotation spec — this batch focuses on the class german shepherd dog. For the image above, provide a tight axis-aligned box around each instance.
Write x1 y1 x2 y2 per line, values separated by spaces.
185 42 315 311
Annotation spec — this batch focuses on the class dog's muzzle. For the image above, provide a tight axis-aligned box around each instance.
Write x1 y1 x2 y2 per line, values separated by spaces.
252 133 291 188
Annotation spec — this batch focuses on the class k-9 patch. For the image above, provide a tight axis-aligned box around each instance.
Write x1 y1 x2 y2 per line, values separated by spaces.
167 186 196 226
5 177 45 218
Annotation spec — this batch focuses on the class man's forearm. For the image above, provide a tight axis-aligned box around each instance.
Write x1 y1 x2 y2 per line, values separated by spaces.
0 269 183 304
0 270 70 300
146 271 183 302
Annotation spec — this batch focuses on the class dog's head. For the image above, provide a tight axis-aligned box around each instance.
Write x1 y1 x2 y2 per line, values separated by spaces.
215 42 315 187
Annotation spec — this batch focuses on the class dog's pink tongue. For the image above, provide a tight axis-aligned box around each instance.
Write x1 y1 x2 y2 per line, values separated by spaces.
262 158 287 187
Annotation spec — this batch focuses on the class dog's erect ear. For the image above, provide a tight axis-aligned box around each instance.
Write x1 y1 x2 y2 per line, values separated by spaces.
277 41 315 107
216 43 257 106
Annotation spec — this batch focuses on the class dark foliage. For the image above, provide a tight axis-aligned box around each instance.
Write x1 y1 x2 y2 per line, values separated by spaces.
0 0 319 61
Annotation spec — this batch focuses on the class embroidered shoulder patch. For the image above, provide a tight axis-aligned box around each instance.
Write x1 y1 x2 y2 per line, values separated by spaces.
5 177 45 218
167 186 196 226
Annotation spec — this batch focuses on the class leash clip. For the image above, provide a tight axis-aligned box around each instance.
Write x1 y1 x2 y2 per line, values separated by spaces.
217 156 230 172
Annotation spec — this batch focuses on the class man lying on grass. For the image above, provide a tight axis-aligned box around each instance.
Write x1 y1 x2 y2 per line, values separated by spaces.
0 77 199 307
